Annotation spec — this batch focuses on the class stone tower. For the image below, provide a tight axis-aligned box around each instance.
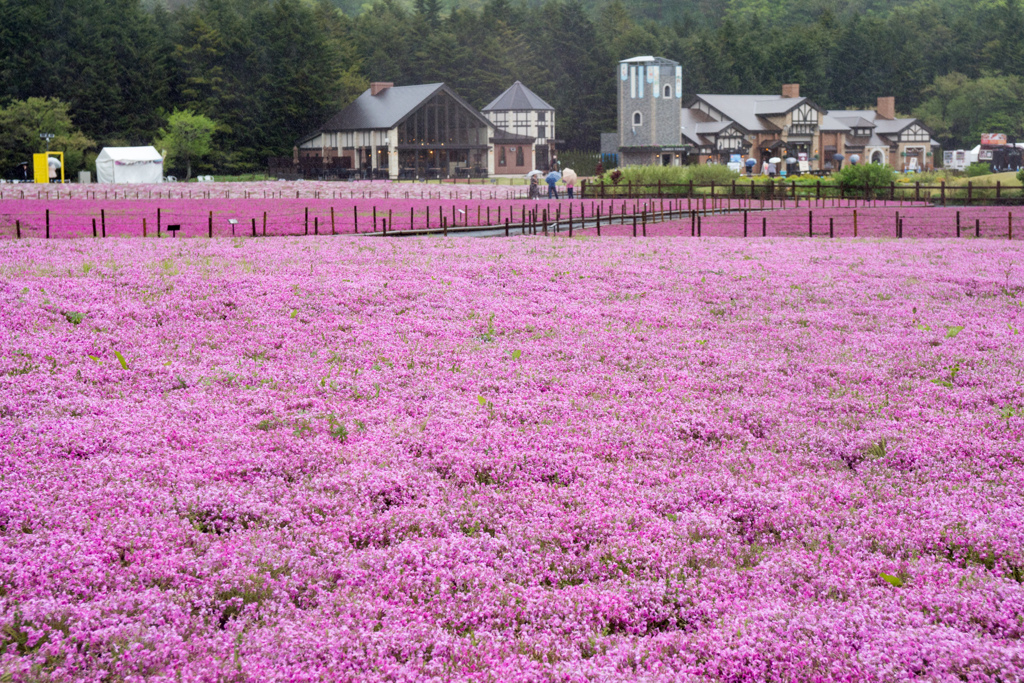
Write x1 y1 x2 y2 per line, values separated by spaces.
617 56 683 166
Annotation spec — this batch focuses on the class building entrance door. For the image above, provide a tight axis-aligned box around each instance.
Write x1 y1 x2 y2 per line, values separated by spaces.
535 146 548 171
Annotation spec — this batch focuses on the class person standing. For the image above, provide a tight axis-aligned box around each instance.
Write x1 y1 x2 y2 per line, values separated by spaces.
566 177 575 199
547 173 559 200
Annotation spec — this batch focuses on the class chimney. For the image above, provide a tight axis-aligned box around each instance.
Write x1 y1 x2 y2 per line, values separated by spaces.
370 82 393 96
877 96 895 120
781 83 800 98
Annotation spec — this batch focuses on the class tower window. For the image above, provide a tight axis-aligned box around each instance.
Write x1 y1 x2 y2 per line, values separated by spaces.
633 112 642 126
664 85 671 98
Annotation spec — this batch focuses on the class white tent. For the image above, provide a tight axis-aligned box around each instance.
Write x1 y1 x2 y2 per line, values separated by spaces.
95 146 164 184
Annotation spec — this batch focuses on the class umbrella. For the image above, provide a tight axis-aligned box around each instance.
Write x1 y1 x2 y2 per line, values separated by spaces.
833 154 844 161
768 157 781 164
849 154 861 165
561 168 578 184
526 170 544 178
48 157 61 168
745 158 756 166
545 171 561 184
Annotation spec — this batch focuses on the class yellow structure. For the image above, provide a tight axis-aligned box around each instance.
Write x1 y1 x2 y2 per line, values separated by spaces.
33 152 64 184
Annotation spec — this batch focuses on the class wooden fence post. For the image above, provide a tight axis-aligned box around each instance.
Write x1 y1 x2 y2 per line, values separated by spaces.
101 209 106 238
46 209 50 239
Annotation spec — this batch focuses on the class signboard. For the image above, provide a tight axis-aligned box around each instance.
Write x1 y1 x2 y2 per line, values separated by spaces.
797 152 809 173
981 133 1007 147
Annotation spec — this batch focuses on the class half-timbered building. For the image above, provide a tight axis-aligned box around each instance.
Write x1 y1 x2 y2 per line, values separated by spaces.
297 82 495 180
482 82 557 173
827 98 939 171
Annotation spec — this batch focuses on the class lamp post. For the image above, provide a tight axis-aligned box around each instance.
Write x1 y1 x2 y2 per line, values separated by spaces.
40 133 54 151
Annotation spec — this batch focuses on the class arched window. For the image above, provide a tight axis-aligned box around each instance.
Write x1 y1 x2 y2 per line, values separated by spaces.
871 151 884 164
664 85 672 98
633 112 642 126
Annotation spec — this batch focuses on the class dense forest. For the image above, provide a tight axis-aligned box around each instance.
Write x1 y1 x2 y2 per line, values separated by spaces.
1 0 1022 174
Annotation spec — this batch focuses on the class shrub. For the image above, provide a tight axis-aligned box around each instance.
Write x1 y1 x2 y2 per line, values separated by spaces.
685 163 741 185
833 163 897 192
1017 167 1024 184
592 164 739 194
965 162 992 178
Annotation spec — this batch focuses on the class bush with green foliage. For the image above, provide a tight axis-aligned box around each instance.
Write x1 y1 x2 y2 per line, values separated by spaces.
833 163 897 191
0 98 94 177
154 110 217 181
593 164 739 192
685 163 742 184
965 162 992 178
1018 168 1024 184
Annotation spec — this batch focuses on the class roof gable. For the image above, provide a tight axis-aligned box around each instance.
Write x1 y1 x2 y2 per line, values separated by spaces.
482 81 554 112
318 83 492 132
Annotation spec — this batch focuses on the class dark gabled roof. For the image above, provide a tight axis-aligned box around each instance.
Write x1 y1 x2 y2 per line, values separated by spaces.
316 83 493 133
695 120 735 136
491 129 535 144
833 115 875 129
482 81 554 112
820 114 853 132
680 109 712 146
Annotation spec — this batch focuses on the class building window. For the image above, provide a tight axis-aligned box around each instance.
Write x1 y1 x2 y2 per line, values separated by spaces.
538 125 546 139
664 85 671 98
499 147 507 166
538 112 546 122
633 112 642 126
516 146 524 166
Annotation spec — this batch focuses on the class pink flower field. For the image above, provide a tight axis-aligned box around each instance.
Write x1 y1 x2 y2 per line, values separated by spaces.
1 234 1023 681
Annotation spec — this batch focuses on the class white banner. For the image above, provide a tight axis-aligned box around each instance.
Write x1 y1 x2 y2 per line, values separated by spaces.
630 67 636 98
676 66 682 98
620 63 628 81
638 67 644 98
652 67 660 98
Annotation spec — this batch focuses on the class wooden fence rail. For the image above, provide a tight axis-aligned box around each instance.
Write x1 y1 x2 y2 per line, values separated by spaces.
578 179 1024 206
